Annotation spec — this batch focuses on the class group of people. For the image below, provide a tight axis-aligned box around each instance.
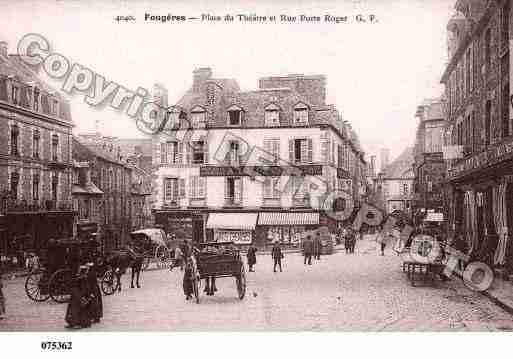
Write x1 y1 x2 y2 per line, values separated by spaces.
64 262 103 329
302 233 322 265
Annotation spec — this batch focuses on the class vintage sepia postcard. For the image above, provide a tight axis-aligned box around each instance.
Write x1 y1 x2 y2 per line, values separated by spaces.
0 0 512 357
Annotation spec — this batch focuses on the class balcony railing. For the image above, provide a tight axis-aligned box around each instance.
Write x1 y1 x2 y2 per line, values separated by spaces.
262 198 281 207
224 196 243 207
0 199 74 214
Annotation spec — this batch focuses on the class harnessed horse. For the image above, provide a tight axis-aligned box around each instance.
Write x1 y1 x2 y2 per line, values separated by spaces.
105 246 144 291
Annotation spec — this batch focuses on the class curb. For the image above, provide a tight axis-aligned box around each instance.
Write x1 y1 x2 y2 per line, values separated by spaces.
452 270 513 316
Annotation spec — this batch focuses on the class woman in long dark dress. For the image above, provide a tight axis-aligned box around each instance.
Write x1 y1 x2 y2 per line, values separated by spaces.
65 267 92 329
86 263 103 323
183 257 194 300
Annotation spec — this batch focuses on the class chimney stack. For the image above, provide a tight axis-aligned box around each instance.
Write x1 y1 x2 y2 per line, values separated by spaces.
0 41 8 57
192 67 212 92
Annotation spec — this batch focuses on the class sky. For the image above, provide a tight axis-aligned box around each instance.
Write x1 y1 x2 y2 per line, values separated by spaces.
0 0 454 166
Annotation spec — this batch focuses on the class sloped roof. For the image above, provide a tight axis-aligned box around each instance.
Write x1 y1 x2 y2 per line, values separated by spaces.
382 147 414 178
73 136 132 168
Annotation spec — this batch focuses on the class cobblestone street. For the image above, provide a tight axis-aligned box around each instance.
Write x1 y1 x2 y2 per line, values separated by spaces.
2 237 513 331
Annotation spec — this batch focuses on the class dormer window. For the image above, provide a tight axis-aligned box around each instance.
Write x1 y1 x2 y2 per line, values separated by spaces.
190 106 206 128
264 103 280 127
165 107 181 130
227 105 244 126
294 102 309 125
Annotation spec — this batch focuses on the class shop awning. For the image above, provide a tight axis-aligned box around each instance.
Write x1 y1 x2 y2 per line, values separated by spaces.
258 212 319 226
206 213 258 230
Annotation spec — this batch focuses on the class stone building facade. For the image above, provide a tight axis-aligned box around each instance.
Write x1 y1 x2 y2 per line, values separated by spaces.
151 68 366 247
441 0 513 272
0 41 74 263
413 99 447 218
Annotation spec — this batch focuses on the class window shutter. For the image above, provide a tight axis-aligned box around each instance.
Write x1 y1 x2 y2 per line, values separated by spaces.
189 176 194 198
264 139 271 153
199 178 205 198
160 143 166 164
303 178 309 197
321 138 328 163
307 138 313 163
289 139 294 162
263 177 271 198
224 178 228 199
185 142 191 164
235 178 242 202
179 178 185 198
204 141 209 164
273 177 280 198
177 142 183 163
273 140 280 161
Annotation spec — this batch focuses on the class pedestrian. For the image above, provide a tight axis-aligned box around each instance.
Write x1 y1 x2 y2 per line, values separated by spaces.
182 255 195 300
65 266 92 329
303 235 313 265
313 232 322 260
0 266 5 320
345 229 352 254
247 245 257 272
171 246 184 271
271 241 283 272
86 263 103 324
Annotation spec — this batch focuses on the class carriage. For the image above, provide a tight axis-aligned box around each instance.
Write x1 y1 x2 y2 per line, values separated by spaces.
24 238 107 303
129 228 174 270
188 241 246 304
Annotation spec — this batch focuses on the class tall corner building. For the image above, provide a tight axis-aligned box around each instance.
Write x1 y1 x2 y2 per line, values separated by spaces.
151 68 367 246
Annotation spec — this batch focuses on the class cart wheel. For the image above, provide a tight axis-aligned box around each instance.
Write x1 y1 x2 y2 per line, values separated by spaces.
236 264 246 300
100 268 117 296
141 256 151 271
25 270 50 302
49 269 73 303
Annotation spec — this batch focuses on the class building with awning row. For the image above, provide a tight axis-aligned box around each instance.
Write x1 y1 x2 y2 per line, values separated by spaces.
151 69 367 246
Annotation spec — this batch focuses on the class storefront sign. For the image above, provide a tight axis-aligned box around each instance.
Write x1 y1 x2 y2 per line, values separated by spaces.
200 165 323 177
337 168 351 179
214 230 252 244
449 138 513 179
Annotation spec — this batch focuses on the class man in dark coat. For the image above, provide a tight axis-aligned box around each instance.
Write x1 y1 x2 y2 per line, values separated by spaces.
303 235 313 265
271 242 283 272
247 245 257 272
313 233 322 260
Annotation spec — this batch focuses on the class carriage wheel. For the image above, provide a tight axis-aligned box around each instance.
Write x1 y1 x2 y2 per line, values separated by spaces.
100 268 117 296
141 256 151 271
236 264 246 300
24 271 50 302
49 269 73 303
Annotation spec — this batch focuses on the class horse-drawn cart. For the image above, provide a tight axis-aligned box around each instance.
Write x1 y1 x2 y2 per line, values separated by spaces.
189 242 246 304
130 228 172 270
24 238 109 303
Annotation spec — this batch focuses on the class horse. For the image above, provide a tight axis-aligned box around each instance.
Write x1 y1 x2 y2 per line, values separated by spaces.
105 246 144 291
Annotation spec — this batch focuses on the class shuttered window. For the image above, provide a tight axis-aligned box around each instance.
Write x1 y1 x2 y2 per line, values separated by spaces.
189 176 206 199
263 177 280 199
289 138 313 164
263 138 280 162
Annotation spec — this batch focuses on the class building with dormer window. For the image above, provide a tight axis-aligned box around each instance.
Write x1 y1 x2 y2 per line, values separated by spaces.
151 68 366 247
